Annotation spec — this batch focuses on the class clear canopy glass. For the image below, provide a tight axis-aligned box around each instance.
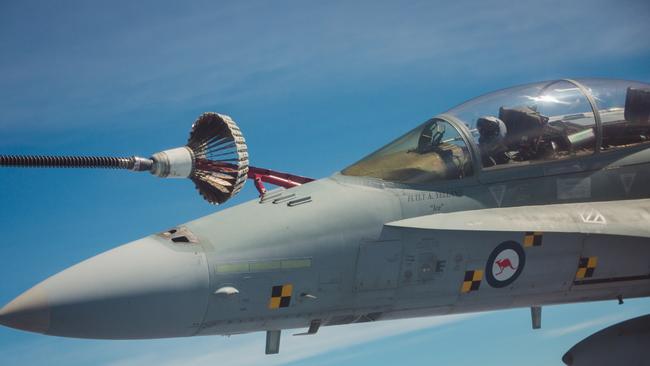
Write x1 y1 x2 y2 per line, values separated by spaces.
446 79 598 168
342 78 650 183
578 79 650 149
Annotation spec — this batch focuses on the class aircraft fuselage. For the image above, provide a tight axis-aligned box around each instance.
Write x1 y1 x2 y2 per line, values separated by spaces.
8 143 647 340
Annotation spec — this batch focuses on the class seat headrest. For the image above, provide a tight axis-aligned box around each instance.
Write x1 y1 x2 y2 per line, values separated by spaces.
477 116 507 139
498 106 548 138
624 87 650 123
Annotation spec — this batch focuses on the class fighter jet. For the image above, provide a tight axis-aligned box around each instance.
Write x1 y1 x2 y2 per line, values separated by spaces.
1 78 649 365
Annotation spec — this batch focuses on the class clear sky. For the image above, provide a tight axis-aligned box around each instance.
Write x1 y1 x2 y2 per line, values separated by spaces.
1 1 649 365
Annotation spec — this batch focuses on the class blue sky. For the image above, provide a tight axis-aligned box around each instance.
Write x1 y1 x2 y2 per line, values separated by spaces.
1 0 649 365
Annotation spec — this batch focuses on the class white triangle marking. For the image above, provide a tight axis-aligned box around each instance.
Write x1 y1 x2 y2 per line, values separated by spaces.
620 173 636 195
489 185 506 207
580 209 607 224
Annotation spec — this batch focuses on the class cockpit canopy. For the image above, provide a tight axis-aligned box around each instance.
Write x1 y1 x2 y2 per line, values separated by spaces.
342 78 650 184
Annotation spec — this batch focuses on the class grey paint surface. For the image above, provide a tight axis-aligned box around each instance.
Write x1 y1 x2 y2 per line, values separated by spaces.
562 314 650 366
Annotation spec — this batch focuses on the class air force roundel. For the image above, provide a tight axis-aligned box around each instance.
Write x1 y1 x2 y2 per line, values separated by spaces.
485 241 525 288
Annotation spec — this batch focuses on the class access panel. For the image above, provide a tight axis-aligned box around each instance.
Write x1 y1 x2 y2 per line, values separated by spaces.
355 240 402 291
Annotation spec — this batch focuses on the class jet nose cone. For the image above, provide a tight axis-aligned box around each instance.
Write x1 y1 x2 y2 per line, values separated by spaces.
0 285 50 334
1 235 210 339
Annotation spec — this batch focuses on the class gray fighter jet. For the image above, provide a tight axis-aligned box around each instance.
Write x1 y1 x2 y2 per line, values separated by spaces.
1 78 649 365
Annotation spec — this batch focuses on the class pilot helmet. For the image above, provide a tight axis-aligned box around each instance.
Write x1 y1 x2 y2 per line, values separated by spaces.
477 116 507 139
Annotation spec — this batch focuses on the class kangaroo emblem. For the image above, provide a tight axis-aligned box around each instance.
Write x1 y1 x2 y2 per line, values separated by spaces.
495 258 517 275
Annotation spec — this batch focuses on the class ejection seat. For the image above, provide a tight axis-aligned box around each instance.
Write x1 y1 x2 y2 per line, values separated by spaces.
498 106 574 161
602 87 650 148
499 106 547 161
625 87 650 123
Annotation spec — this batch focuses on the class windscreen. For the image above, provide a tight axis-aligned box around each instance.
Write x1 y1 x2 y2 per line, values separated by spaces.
341 119 473 183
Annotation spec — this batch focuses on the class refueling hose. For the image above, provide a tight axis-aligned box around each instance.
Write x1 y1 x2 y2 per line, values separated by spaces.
0 155 153 171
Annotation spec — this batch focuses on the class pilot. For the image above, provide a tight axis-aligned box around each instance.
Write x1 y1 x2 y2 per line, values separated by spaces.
477 116 509 167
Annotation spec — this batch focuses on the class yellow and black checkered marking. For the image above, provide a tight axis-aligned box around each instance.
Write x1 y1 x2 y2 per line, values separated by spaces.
461 270 483 293
524 231 543 247
268 284 293 309
576 257 597 279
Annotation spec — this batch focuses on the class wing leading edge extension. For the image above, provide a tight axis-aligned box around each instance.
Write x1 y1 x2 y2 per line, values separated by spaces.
387 198 650 238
